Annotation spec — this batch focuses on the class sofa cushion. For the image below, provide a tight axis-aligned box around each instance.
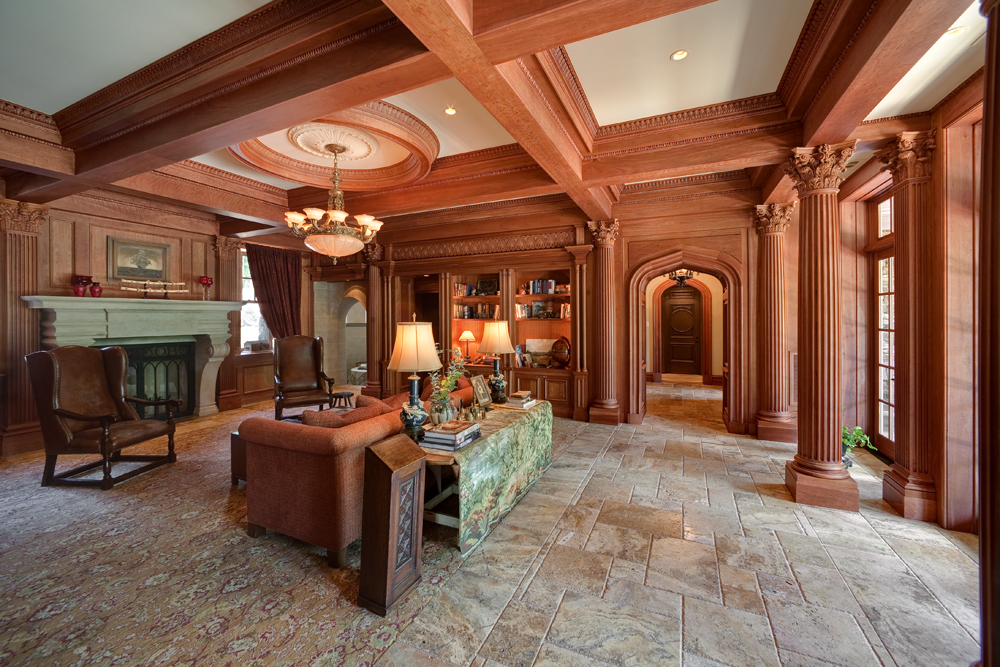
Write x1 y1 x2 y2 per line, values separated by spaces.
341 404 392 424
419 374 473 401
301 409 346 428
355 394 388 409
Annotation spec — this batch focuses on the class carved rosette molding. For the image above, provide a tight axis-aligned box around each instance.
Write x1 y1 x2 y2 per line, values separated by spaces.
783 141 857 197
587 219 620 247
754 203 795 236
0 198 49 234
877 130 936 182
391 231 575 261
215 235 243 260
362 243 384 263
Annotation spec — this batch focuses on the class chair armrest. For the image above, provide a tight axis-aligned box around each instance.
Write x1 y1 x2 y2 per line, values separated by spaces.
127 397 181 410
53 408 117 423
274 378 284 398
321 374 336 391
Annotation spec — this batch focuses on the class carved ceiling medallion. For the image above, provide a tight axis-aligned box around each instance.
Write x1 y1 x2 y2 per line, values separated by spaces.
231 100 439 191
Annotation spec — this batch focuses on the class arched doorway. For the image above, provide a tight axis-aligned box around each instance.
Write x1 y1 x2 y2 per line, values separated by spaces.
650 278 713 386
628 247 748 432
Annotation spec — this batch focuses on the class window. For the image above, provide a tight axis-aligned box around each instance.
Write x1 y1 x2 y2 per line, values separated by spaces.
240 249 270 349
877 198 893 238
875 249 895 447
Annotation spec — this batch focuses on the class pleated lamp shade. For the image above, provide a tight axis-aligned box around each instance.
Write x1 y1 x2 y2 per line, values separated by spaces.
478 320 515 355
387 322 442 373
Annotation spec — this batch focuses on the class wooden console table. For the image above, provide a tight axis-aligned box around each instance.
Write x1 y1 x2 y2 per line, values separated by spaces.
421 401 553 555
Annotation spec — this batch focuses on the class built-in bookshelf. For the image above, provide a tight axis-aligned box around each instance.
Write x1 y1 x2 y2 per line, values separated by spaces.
449 272 500 358
512 269 572 369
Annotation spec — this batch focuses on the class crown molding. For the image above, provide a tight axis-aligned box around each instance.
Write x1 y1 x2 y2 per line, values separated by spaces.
391 229 575 261
0 99 58 133
595 94 786 142
381 193 575 226
615 186 759 206
620 171 750 194
586 121 800 160
431 144 526 169
513 57 584 161
540 47 599 146
176 160 287 198
930 67 985 114
776 0 845 105
70 189 217 223
858 112 931 126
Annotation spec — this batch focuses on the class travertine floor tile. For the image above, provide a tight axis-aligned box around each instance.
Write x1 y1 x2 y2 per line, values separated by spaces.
534 544 612 597
556 503 600 535
719 563 765 615
683 502 743 537
765 597 879 666
682 597 780 667
715 533 791 578
377 641 458 667
478 600 552 667
791 562 863 615
533 643 608 667
597 499 682 538
647 537 721 602
602 577 681 619
584 523 651 563
862 600 981 667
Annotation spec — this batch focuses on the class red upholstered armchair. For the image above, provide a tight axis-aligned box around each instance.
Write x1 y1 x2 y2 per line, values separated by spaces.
273 335 335 420
25 345 179 490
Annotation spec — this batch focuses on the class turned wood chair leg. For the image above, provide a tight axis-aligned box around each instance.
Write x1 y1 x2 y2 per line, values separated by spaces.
327 546 348 568
247 522 265 538
167 432 177 462
274 403 283 421
100 453 114 490
41 455 56 487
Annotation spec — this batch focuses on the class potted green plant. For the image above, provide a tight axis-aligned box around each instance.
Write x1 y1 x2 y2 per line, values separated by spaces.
841 425 875 467
428 348 467 424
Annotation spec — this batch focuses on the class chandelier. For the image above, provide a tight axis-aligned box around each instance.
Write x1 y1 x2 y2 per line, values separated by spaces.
284 144 382 264
668 268 698 287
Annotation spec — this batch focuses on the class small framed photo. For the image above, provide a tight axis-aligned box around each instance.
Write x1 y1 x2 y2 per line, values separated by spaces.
108 238 170 281
471 375 492 406
476 278 499 296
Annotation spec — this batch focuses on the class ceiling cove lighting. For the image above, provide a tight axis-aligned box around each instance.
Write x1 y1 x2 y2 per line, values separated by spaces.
284 144 382 264
670 50 688 61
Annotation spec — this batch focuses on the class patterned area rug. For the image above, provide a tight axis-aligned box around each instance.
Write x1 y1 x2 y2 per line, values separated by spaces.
0 402 465 667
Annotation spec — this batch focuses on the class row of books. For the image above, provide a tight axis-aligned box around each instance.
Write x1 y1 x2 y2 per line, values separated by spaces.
513 302 571 319
506 390 536 410
454 283 478 296
454 304 499 319
421 420 481 451
520 280 569 295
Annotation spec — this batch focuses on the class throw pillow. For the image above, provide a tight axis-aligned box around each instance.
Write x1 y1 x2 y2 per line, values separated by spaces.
341 405 389 425
301 409 347 428
355 394 389 409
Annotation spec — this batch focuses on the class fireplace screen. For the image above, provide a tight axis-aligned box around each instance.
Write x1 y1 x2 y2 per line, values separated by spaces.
120 343 195 420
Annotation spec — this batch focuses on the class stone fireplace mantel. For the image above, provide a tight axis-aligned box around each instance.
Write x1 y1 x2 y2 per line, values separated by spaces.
22 296 242 416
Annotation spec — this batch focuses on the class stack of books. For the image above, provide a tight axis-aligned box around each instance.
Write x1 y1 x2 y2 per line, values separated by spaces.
422 420 481 450
506 391 536 410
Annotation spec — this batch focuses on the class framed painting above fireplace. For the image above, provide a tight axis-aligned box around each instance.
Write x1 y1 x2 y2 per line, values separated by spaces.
108 238 170 281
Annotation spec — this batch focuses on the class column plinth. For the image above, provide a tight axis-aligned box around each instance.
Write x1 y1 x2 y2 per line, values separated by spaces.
754 203 796 443
362 244 383 398
782 143 859 512
588 219 620 425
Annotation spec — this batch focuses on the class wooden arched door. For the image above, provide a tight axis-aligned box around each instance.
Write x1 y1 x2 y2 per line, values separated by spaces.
661 286 702 375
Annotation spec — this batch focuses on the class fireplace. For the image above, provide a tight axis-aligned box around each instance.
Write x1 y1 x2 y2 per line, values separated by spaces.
119 342 196 419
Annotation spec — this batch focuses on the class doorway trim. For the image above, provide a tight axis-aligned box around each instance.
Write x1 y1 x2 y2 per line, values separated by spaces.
651 278 712 386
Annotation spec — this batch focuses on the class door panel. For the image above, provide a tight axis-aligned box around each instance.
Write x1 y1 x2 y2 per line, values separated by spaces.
661 286 702 375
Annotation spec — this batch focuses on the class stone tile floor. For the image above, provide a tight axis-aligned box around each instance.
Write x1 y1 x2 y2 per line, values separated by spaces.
378 377 981 667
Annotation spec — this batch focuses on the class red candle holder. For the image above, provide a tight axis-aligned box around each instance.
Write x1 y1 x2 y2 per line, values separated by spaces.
199 276 214 300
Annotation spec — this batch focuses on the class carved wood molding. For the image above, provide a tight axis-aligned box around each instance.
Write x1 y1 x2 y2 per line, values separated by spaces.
783 141 856 196
596 94 786 141
381 193 572 224
513 58 583 160
362 243 385 262
0 99 59 134
877 130 936 182
0 198 48 233
754 203 795 235
619 187 760 207
543 47 600 140
587 219 619 247
56 0 356 131
0 126 72 153
585 122 800 160
391 230 575 261
431 143 526 169
74 190 216 222
620 171 749 194
215 235 244 260
930 67 984 114
176 160 286 197
74 17 402 151
348 164 544 203
776 0 844 102
858 111 932 127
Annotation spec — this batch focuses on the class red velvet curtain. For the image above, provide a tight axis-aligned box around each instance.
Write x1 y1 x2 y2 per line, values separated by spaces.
244 243 302 340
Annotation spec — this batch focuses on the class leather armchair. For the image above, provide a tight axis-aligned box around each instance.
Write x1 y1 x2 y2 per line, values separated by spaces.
25 345 179 490
273 335 335 420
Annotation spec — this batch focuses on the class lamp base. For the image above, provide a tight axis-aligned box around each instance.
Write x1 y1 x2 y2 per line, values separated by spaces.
399 375 427 442
488 357 508 404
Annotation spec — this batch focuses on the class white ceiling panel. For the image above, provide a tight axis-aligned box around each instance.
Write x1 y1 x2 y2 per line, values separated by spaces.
867 2 985 120
565 0 812 126
0 0 271 114
385 79 515 158
191 150 302 191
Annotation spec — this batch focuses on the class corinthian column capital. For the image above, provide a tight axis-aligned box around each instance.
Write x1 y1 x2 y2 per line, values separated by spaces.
783 141 857 197
0 198 48 234
877 130 936 182
214 235 243 260
754 203 795 236
587 219 620 247
363 243 384 263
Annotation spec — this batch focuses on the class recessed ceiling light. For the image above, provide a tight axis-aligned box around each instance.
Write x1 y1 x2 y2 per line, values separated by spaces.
670 50 688 61
942 26 968 40
444 106 457 115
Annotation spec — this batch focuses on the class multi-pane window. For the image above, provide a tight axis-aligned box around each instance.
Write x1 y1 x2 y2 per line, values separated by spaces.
877 198 893 237
876 251 895 444
240 249 270 348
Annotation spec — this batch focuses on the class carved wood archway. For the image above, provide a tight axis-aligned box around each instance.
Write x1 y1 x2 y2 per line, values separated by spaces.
651 278 712 386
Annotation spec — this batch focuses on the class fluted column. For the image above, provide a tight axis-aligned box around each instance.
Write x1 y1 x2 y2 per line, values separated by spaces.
0 199 45 455
214 236 243 412
876 132 938 521
978 1 1000 662
588 219 620 424
782 142 860 511
567 244 593 422
754 203 797 443
362 243 384 398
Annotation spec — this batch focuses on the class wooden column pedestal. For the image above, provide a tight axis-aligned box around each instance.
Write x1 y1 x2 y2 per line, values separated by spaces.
362 244 384 399
587 219 620 425
782 143 859 512
754 203 797 444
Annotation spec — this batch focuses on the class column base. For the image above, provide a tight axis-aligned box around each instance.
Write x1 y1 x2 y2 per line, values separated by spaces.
757 420 797 444
785 461 859 512
883 466 937 522
589 405 619 425
361 383 382 398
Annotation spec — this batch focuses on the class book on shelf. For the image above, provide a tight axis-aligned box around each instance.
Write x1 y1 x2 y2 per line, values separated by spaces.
559 303 571 318
453 303 493 319
520 280 570 295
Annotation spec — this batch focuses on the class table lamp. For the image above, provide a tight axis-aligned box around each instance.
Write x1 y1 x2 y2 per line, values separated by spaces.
387 321 441 441
478 320 515 403
459 330 476 360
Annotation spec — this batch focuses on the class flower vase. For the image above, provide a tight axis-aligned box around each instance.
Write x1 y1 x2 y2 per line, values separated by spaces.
72 284 87 297
89 282 103 298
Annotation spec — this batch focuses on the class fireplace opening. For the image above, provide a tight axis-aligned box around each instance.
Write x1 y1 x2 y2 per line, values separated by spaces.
117 342 196 420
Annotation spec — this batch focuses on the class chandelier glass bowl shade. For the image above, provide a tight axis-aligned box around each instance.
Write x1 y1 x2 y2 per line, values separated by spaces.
284 143 383 264
667 268 698 287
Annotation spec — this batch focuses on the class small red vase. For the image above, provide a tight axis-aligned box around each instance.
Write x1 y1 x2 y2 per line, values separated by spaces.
89 282 103 298
73 284 87 297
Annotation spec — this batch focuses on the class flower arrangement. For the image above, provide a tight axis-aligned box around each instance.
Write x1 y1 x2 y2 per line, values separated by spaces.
428 348 467 406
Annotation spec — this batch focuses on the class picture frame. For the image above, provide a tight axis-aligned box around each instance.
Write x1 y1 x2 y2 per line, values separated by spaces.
471 375 492 406
476 278 499 296
108 238 170 281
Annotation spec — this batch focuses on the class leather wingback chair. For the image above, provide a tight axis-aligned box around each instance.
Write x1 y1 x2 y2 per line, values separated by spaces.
273 335 335 420
25 345 180 490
